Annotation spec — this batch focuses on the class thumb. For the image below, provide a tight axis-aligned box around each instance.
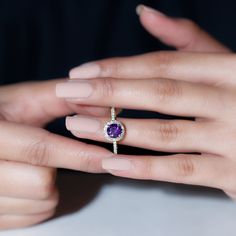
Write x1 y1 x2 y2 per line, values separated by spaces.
136 5 230 53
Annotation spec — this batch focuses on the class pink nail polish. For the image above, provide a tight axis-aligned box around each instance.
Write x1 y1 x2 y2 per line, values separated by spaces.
102 158 132 171
66 116 101 133
56 81 93 98
69 62 101 79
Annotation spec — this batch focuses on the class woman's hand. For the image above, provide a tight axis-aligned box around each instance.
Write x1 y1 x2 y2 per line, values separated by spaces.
57 6 236 198
0 80 111 230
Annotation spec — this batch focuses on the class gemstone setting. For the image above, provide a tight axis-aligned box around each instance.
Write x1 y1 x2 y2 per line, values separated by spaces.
104 120 125 142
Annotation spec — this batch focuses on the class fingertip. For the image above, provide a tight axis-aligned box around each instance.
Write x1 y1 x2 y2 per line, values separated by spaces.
135 4 144 16
137 6 189 49
136 4 165 17
137 5 170 41
65 115 76 131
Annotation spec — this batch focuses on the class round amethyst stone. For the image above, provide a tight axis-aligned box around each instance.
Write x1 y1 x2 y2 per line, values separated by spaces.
106 123 123 139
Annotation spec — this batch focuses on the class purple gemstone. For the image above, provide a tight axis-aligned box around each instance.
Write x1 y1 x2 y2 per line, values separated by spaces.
107 123 122 139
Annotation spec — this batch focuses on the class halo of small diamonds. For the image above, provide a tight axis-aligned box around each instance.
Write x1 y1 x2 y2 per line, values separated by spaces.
104 120 125 142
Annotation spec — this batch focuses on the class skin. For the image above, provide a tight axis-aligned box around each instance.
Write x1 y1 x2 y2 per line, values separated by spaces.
60 5 236 200
0 80 112 230
1 4 234 230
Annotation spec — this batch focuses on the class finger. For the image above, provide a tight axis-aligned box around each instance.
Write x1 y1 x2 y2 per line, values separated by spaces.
0 121 111 173
0 210 55 230
66 103 122 117
56 78 226 118
102 154 235 191
136 5 230 53
65 103 111 117
0 80 110 126
0 160 57 200
69 52 236 86
0 190 59 215
65 116 225 155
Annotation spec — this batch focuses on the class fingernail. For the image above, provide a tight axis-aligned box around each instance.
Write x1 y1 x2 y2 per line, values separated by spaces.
69 62 101 79
136 4 165 16
66 115 101 133
56 81 93 98
102 158 132 171
135 4 143 15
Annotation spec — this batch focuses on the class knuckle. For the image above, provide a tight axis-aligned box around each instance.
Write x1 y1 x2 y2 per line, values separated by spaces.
174 156 195 179
37 168 56 200
99 78 115 98
99 57 122 77
138 158 154 179
153 51 178 76
152 78 182 103
158 121 179 143
79 153 97 172
24 131 51 167
65 143 99 172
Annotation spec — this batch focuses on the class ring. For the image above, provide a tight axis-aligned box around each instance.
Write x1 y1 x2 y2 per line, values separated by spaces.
104 107 125 154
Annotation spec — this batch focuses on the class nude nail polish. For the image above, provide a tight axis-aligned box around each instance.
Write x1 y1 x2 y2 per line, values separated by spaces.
69 62 101 79
56 81 93 98
66 116 100 133
136 4 165 16
102 158 132 171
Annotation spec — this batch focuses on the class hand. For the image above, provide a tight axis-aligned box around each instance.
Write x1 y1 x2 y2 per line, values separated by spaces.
0 80 111 230
57 6 236 199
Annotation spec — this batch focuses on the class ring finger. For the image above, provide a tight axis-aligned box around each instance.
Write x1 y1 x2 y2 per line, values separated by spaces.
66 115 227 155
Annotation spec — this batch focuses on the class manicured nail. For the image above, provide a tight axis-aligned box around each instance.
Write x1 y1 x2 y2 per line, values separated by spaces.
66 115 101 133
102 158 132 171
56 81 93 98
69 62 101 79
136 4 164 16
